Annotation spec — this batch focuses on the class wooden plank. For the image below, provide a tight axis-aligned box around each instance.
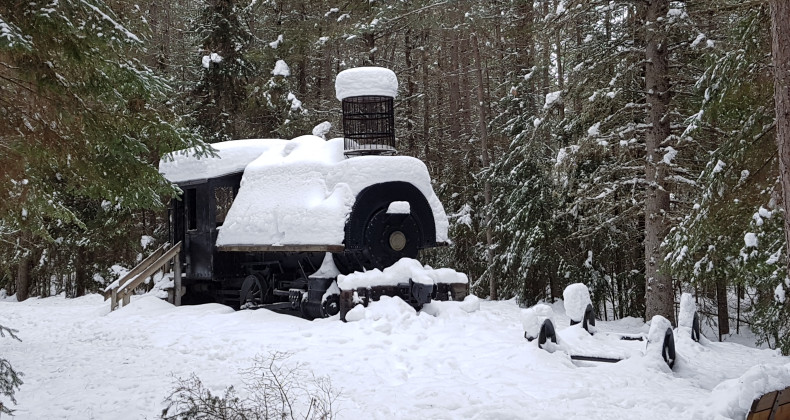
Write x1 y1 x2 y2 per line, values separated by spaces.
746 411 771 420
217 244 345 253
775 403 790 419
777 388 790 406
755 392 778 413
117 242 183 302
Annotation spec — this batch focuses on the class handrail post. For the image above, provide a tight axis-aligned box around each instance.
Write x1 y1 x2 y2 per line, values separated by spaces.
111 288 118 311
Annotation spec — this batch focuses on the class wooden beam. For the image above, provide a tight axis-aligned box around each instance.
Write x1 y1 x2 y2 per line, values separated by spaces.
216 244 345 253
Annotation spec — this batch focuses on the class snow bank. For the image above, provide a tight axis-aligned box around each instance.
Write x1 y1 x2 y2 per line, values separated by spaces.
337 258 467 290
345 294 479 324
335 67 398 100
4 293 790 419
563 283 591 323
343 295 416 324
162 136 448 247
421 295 480 318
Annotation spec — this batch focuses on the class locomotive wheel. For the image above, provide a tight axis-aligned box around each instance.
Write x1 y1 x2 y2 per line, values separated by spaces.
332 252 367 275
322 293 340 317
343 182 436 272
240 273 274 309
363 211 421 269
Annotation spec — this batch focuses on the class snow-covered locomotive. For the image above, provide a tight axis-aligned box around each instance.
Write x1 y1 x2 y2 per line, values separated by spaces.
160 67 467 319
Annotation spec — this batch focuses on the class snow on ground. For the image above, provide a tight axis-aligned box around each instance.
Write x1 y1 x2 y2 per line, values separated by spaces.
1 294 789 419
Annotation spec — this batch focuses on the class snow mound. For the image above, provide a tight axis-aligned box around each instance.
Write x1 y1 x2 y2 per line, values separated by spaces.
337 258 468 290
645 315 673 368
343 295 416 325
678 293 696 328
421 295 480 318
520 303 555 340
310 253 341 279
335 67 398 100
563 283 591 322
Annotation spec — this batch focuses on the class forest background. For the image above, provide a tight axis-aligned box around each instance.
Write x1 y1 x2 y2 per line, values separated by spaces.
2 0 790 354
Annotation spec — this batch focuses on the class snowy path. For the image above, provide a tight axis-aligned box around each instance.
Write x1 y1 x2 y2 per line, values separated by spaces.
1 295 789 419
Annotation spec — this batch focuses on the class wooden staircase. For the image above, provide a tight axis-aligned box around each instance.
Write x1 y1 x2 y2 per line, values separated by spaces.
103 242 183 311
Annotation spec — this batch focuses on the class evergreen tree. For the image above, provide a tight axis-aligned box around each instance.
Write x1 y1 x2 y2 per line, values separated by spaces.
0 324 22 415
0 0 206 299
192 0 256 142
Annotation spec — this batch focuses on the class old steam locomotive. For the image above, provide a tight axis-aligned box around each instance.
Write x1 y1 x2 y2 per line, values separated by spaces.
160 67 467 319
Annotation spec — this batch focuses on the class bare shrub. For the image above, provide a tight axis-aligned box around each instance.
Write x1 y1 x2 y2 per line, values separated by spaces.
162 352 339 420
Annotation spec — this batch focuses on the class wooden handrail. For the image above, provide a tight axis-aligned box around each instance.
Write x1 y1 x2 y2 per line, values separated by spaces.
108 242 183 311
103 242 168 300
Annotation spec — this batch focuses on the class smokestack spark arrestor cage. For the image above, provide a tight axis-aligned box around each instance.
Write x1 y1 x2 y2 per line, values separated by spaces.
335 67 398 156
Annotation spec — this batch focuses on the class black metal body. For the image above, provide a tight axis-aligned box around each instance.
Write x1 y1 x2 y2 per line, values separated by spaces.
168 172 442 313
170 172 325 307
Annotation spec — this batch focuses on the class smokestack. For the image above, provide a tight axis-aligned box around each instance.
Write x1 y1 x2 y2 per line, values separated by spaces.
335 67 398 156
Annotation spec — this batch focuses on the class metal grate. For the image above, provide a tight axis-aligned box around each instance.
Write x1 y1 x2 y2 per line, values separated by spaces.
341 95 396 156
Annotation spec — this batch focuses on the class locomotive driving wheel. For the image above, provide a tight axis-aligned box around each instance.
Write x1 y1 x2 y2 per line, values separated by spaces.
240 272 274 309
363 210 421 269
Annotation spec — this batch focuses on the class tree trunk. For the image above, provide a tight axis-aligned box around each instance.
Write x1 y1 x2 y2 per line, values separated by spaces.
75 246 87 298
770 0 790 285
643 0 675 325
421 29 431 163
471 33 495 300
716 275 730 340
15 233 30 302
404 28 416 155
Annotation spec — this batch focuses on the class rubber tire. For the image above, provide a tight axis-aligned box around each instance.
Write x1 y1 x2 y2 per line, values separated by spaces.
538 319 558 350
662 327 676 369
582 303 596 334
691 311 701 342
